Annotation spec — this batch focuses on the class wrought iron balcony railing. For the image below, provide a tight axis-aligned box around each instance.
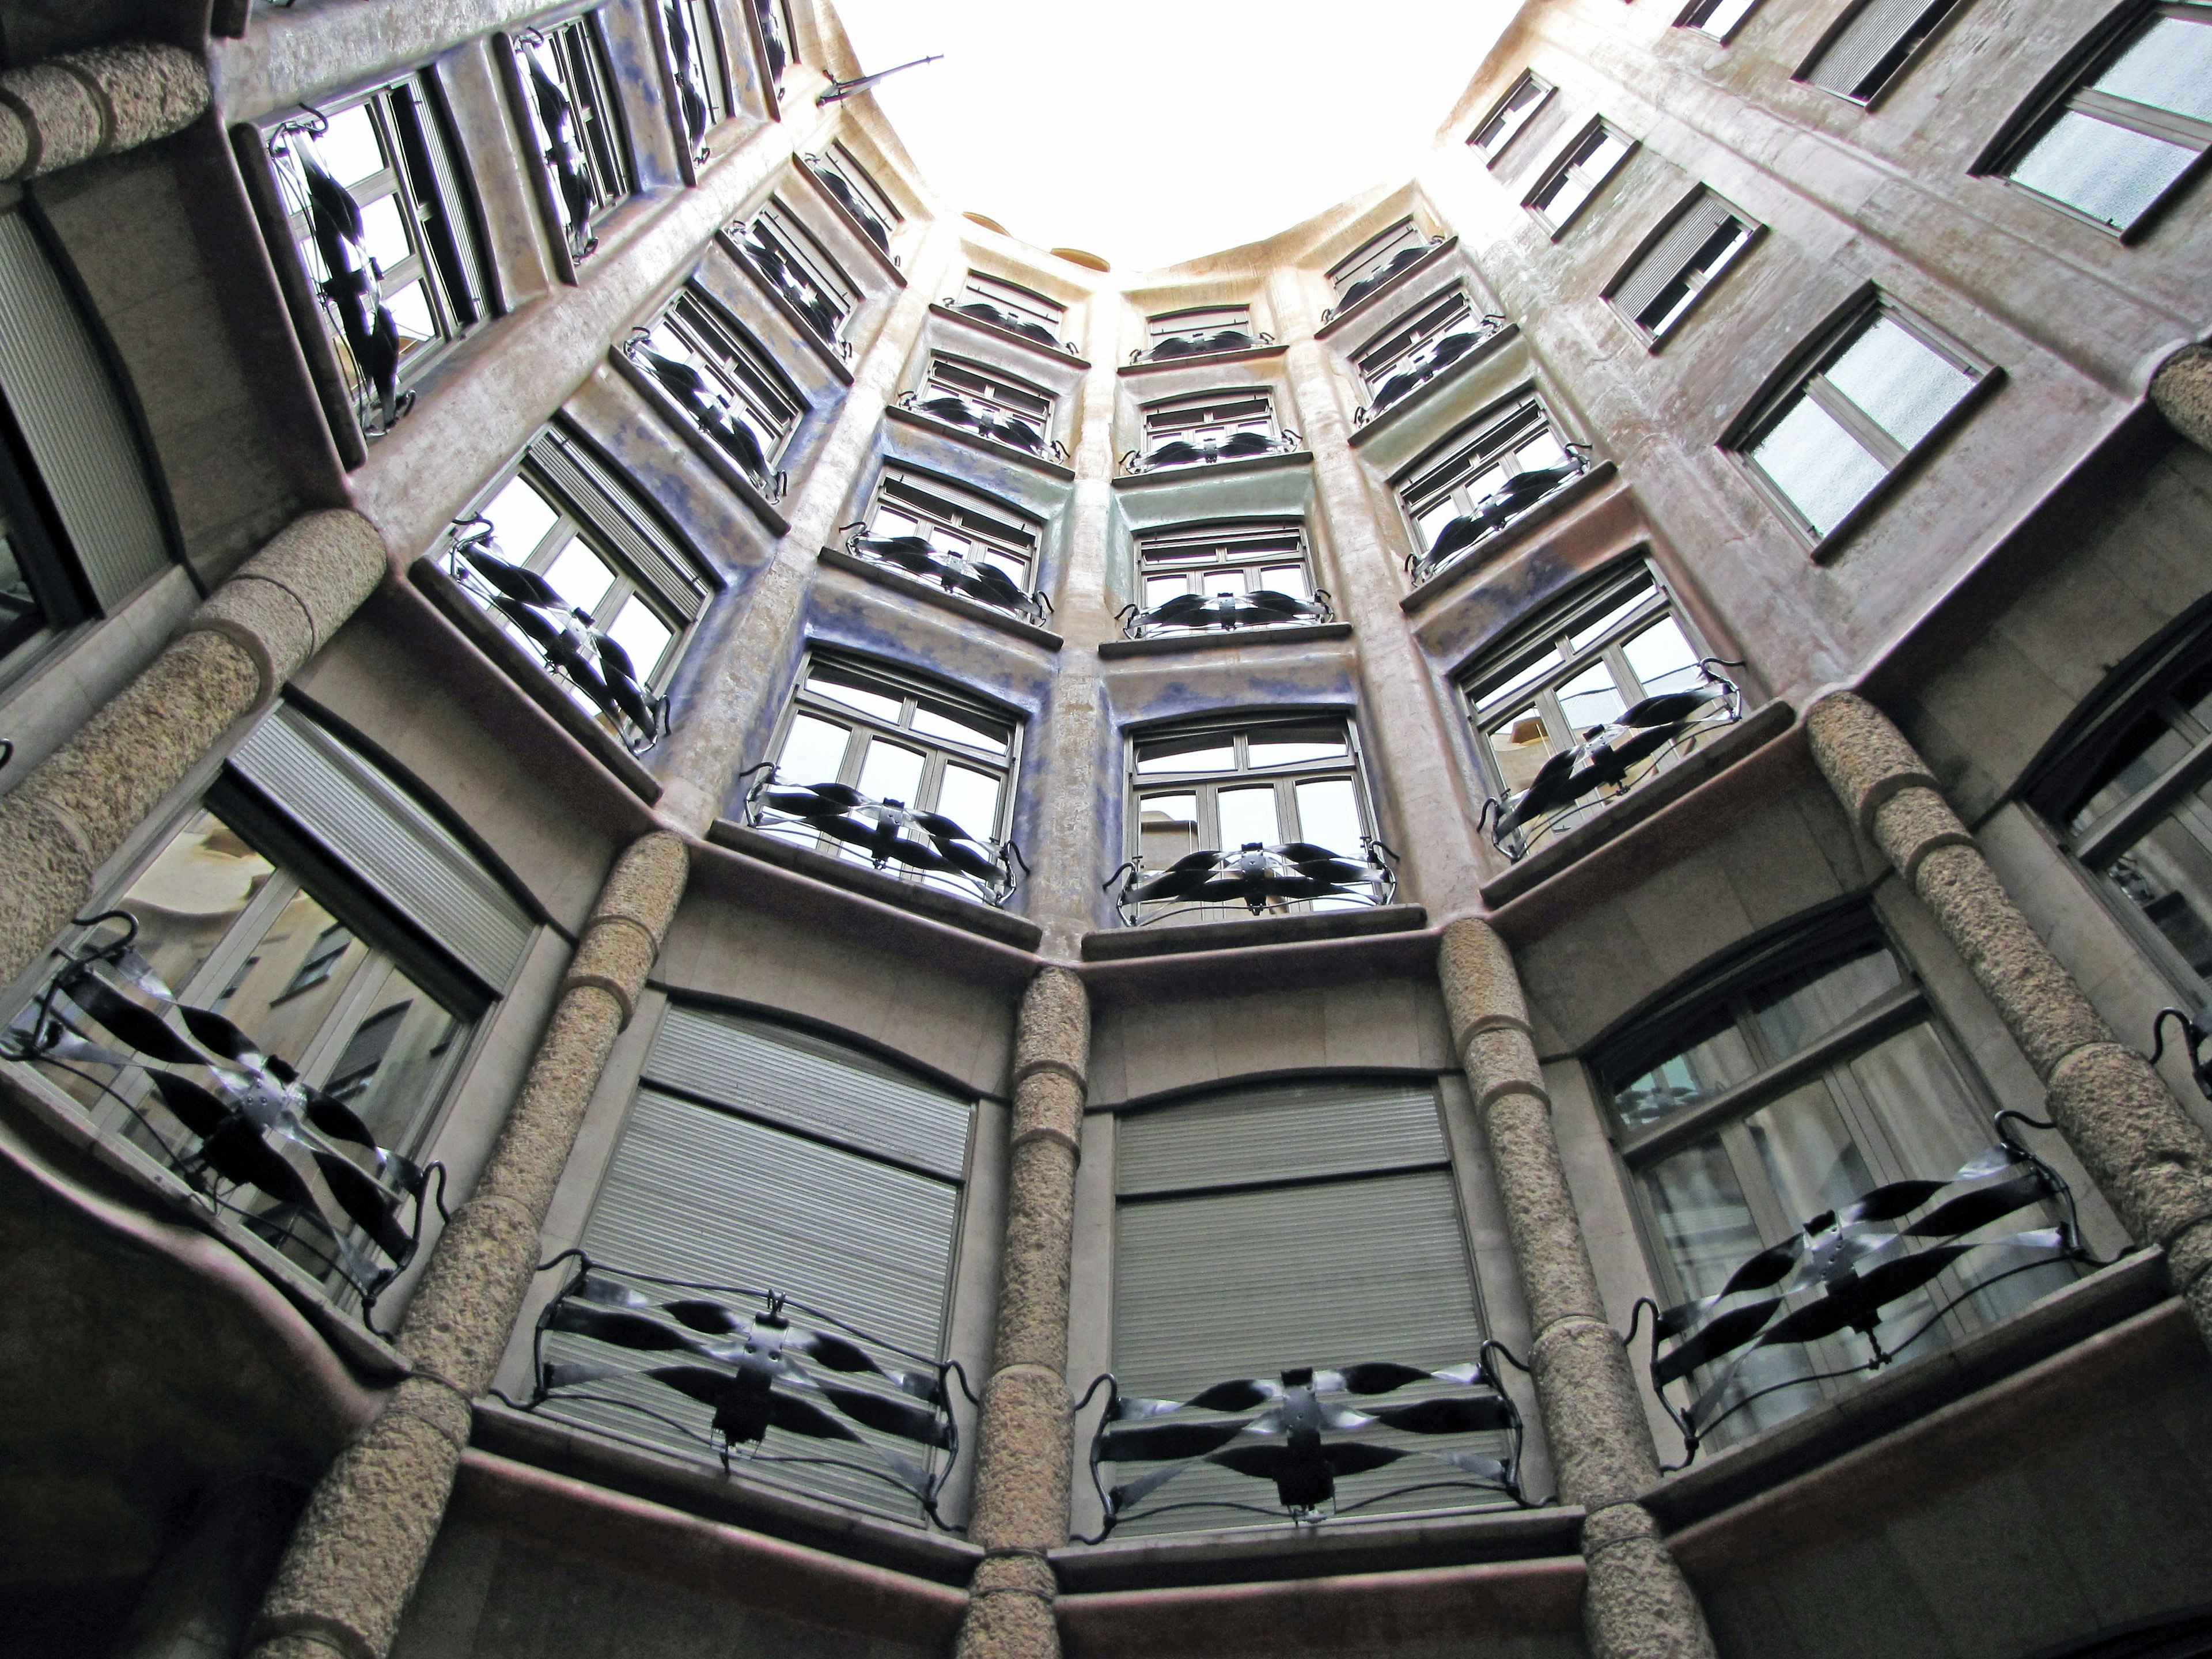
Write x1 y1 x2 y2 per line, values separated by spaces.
1353 316 1509 426
803 156 891 253
1320 236 1448 324
1116 586 1334 639
1405 445 1594 588
524 1255 974 1526
624 330 789 502
1131 327 1275 365
735 219 849 353
1105 838 1394 927
940 296 1080 355
896 389 1067 462
665 1 715 162
516 30 602 265
838 523 1054 628
1630 1114 2093 1464
1075 1353 1532 1539
442 518 668 755
1 912 446 1323
1479 662 1742 861
1118 428 1303 476
740 764 1029 908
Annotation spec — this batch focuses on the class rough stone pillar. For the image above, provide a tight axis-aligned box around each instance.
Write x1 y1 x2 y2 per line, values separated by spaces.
241 829 688 1659
1439 919 1718 1659
0 41 207 181
954 967 1089 1659
1807 692 2212 1344
0 509 387 990
2152 345 2212 455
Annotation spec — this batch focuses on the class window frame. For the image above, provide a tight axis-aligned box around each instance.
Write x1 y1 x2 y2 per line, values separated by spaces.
637 279 806 472
1134 387 1283 469
1141 304 1261 363
1134 516 1316 615
1604 187 1759 346
660 0 733 158
1676 0 1763 40
858 464 1044 598
1398 393 1585 581
957 271 1067 339
1468 72 1555 164
740 198 859 347
1525 119 1637 237
1797 0 1969 106
0 392 89 680
914 353 1059 453
1325 217 1431 304
808 142 903 256
512 13 637 265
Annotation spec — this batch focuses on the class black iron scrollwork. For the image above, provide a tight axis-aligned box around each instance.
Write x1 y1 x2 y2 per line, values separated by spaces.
516 32 600 264
664 0 714 162
1327 236 1449 323
1132 326 1272 365
839 521 1052 627
804 154 890 251
899 388 1063 460
1357 316 1508 425
941 297 1080 355
1406 443 1593 586
1116 585 1334 639
1119 427 1303 476
626 329 786 501
1106 837 1394 927
740 762 1027 907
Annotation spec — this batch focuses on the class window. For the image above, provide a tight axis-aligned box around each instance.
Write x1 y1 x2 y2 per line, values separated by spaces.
1608 190 1756 342
1353 290 1501 420
1324 218 1435 316
263 78 486 435
910 354 1058 457
513 17 633 264
2026 608 2212 1001
1593 912 2073 1446
1125 717 1380 925
762 653 1019 900
444 429 713 751
545 1002 971 1520
807 143 901 253
280 922 355 999
851 466 1043 617
1469 72 1552 161
1142 305 1260 363
629 282 805 491
1802 0 1965 102
662 0 730 158
1732 301 1983 545
1400 397 1583 584
753 0 798 86
1131 388 1285 471
1678 0 1760 37
1461 563 1728 858
1995 2 2212 234
1131 518 1320 628
1528 122 1635 233
1108 1080 1500 1534
952 271 1069 350
736 200 858 345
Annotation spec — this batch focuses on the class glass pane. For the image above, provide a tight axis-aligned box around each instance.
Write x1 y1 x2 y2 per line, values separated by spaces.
1750 396 1888 537
1512 429 1569 473
111 810 278 996
2095 16 2212 124
2009 110 2195 231
857 738 925 804
1246 726 1347 768
1613 1012 1758 1130
1556 659 1627 733
1145 574 1188 608
1539 172 1592 224
1749 945 1903 1059
1293 778 1363 854
1472 647 1558 711
1136 732 1237 774
776 711 850 785
316 104 387 188
1567 584 1654 653
1743 1078 1877 1227
933 763 1001 839
1843 1021 1993 1184
1260 565 1309 600
1138 793 1199 866
911 700 1010 753
807 670 903 727
1414 497 1465 550
1694 0 1759 36
1622 617 1704 700
2066 709 2194 834
2105 795 2212 986
1580 130 1633 179
356 192 414 270
221 889 374 1070
541 540 615 614
1825 317 1974 450
870 506 918 538
1645 1135 1764 1299
0 495 41 654
480 474 561 563
320 965 462 1152
1485 705 1558 796
1216 785 1280 849
382 280 437 348
603 599 674 685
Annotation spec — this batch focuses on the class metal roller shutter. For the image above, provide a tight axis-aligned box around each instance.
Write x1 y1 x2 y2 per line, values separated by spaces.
1809 0 1936 96
1613 192 1737 326
229 705 535 992
1118 1078 1446 1196
529 429 710 622
0 210 171 612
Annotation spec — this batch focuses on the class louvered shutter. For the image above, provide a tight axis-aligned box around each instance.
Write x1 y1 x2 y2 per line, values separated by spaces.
0 210 171 612
1613 193 1737 327
548 1012 973 1518
400 81 487 325
229 705 535 992
1809 0 1936 96
1111 1080 1498 1534
528 430 711 622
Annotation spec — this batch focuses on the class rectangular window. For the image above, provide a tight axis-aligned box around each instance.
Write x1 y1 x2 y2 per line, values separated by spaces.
629 282 805 491
263 77 486 435
1131 518 1320 634
0 404 81 675
807 142 901 254
753 0 798 86
1400 397 1584 584
736 199 858 345
1528 122 1634 233
1354 289 1499 419
1608 189 1756 342
1461 563 1731 859
1998 2 2212 233
849 467 1047 623
1133 387 1284 471
662 0 730 157
953 271 1069 348
513 16 634 263
762 653 1019 903
910 354 1058 457
1803 0 1966 102
1324 218 1434 315
1143 305 1259 363
1469 71 1552 161
1678 0 1761 37
444 430 711 751
1733 301 1983 544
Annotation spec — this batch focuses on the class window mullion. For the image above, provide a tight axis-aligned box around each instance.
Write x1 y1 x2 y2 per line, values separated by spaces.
1805 376 1907 468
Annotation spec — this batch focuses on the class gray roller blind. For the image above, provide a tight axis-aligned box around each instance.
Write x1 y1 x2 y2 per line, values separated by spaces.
230 705 534 991
0 210 171 611
1117 1078 1447 1197
1809 0 1936 96
1613 192 1737 325
529 429 710 621
644 1004 974 1178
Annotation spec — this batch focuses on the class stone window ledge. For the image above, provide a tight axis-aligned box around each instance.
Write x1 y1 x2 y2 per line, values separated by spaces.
1118 343 1289 378
816 547 1065 651
1081 903 1426 961
708 819 1045 950
926 303 1090 370
1099 622 1351 661
1111 449 1312 491
1348 321 1520 451
884 404 1075 482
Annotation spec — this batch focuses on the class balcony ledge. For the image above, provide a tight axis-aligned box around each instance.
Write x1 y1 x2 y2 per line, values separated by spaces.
1099 622 1351 661
816 547 1064 650
885 404 1075 482
1119 343 1289 377
1111 449 1313 491
1081 903 1426 961
1348 323 1521 452
1400 461 1619 617
708 820 1044 950
715 229 855 384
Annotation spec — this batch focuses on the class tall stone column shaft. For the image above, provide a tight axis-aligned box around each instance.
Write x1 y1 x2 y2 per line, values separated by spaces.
2151 345 2212 455
0 509 387 990
1807 692 2212 1343
242 830 688 1659
0 41 207 180
1439 920 1718 1659
955 967 1089 1659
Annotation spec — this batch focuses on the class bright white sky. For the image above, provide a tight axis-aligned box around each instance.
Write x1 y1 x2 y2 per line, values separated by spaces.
828 1 1518 273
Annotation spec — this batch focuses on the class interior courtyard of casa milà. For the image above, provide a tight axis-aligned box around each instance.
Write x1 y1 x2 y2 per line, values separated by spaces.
2 0 2212 1654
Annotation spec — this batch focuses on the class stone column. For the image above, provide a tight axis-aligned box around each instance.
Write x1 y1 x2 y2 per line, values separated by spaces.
1807 692 2212 1343
241 829 688 1659
0 41 207 181
2151 345 2212 455
0 509 387 991
955 967 1089 1659
1439 919 1718 1659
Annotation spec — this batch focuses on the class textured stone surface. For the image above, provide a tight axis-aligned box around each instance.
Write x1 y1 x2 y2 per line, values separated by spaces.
0 42 207 180
1012 1070 1084 1152
67 42 208 153
1440 915 1535 1047
1013 967 1089 1086
185 510 388 680
965 1365 1073 1556
970 1553 1058 1598
2152 345 2212 455
1582 1503 1719 1659
952 1576 1059 1659
472 990 627 1219
993 1140 1078 1374
1805 692 1939 835
1868 783 1974 884
391 1196 543 1398
1533 1319 1660 1510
